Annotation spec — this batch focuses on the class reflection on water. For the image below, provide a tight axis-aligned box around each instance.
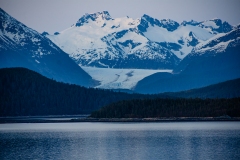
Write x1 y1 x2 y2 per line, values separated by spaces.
0 122 240 160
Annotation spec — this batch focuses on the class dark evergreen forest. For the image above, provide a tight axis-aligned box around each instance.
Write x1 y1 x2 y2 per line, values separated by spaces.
1 67 240 117
0 67 153 116
91 98 240 118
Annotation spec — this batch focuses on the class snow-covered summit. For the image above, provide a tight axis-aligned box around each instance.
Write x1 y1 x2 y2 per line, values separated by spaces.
198 18 233 34
0 8 57 56
181 19 233 34
193 27 240 55
46 11 237 69
76 11 113 27
0 8 96 87
159 19 180 31
137 14 179 32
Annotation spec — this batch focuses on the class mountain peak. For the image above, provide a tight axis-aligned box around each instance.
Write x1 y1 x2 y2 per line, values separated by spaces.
199 18 233 33
142 14 153 19
138 14 180 32
76 11 112 27
141 14 156 26
159 19 179 31
41 31 49 36
0 8 6 15
0 8 11 21
237 23 240 29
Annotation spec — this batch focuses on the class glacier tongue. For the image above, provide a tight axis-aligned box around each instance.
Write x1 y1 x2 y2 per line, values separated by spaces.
81 66 172 89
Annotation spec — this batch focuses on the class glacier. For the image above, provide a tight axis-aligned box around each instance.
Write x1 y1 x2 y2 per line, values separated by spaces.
81 66 172 89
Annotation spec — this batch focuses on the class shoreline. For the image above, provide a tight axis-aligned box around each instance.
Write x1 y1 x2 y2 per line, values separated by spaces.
1 117 240 123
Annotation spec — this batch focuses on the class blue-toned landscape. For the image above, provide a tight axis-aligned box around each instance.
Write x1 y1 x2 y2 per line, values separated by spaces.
0 0 240 159
1 122 240 160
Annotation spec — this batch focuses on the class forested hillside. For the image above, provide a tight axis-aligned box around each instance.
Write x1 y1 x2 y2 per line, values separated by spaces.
91 98 240 118
0 67 150 116
1 67 239 117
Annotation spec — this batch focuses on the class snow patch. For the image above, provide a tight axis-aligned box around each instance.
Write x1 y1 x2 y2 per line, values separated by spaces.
202 20 219 29
196 39 234 54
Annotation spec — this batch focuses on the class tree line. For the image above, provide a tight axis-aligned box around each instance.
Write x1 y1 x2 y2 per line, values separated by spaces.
1 67 239 117
91 98 240 118
0 67 155 116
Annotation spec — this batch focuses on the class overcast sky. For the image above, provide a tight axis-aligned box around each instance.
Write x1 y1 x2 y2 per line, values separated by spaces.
1 0 240 34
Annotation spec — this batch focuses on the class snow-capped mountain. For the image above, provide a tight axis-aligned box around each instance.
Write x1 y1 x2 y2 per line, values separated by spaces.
175 27 240 73
134 27 240 94
181 19 233 33
0 8 96 87
47 11 180 69
0 8 239 93
46 11 235 69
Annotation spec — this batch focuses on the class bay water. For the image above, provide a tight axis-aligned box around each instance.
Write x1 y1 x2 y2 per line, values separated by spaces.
0 122 240 160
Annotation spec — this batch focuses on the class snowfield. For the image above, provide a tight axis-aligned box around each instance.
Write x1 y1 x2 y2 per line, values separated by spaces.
47 11 234 69
81 66 172 89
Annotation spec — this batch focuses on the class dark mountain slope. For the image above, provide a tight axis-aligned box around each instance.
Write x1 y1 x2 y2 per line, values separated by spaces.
161 78 240 98
0 8 96 87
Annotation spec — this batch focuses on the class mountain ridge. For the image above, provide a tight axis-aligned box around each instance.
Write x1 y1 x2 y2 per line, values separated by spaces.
160 78 240 99
1 9 239 93
46 11 237 69
134 27 240 94
0 8 97 87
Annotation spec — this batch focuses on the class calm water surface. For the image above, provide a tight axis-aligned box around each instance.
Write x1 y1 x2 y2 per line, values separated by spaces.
0 122 240 160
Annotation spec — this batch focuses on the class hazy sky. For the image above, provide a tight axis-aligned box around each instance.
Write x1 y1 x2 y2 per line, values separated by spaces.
1 0 240 34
